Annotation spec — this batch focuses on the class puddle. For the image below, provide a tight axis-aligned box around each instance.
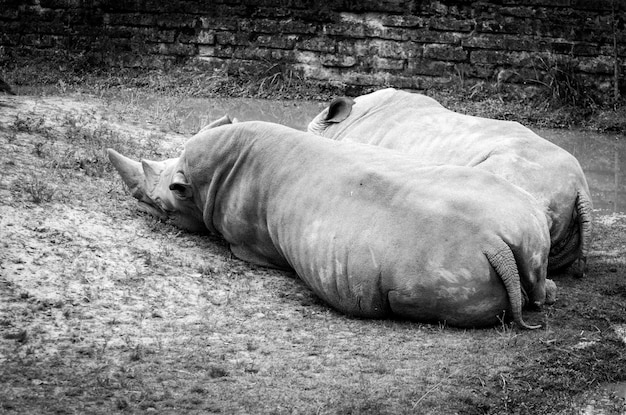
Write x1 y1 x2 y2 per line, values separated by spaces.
165 96 325 132
164 97 625 214
535 128 626 214
604 382 626 400
576 382 626 414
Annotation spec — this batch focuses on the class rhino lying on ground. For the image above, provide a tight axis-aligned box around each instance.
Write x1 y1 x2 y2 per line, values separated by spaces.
308 88 592 278
108 121 555 329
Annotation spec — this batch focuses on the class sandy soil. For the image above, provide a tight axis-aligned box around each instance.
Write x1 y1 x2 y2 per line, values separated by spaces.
0 93 624 414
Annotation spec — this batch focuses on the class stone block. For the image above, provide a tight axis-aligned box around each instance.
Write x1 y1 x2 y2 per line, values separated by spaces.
155 13 196 29
571 0 613 10
423 44 468 61
366 39 421 59
196 30 215 45
199 16 239 31
156 42 197 56
106 13 155 26
577 55 615 74
372 56 405 71
470 49 508 65
463 34 548 52
297 37 336 52
381 14 424 28
323 21 366 38
406 58 455 76
257 34 298 49
429 16 475 32
409 29 462 44
215 31 251 46
320 54 357 68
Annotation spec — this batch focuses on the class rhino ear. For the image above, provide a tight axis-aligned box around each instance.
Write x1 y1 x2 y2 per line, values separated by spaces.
204 114 233 129
169 171 193 200
325 97 355 123
141 159 166 194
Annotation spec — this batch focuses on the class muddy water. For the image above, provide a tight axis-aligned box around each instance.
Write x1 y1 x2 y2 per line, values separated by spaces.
170 97 324 132
535 128 626 214
174 97 625 214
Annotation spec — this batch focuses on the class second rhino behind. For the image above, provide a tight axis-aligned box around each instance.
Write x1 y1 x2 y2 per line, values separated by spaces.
308 88 592 278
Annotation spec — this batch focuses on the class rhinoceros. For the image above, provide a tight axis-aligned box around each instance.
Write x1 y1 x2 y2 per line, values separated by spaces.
108 121 555 329
307 88 592 278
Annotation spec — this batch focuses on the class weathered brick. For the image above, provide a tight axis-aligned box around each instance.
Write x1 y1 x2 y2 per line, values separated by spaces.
409 29 463 44
199 44 234 58
297 37 336 52
406 58 455 76
155 42 197 56
155 13 196 29
257 34 298 49
336 39 370 56
361 39 420 59
323 21 366 38
106 13 156 26
463 35 549 52
571 0 613 10
372 56 405 71
423 44 467 61
215 31 251 46
340 0 409 14
320 54 357 68
470 49 509 65
577 55 615 74
429 16 474 32
380 14 424 28
498 6 536 18
199 16 239 31
196 30 215 45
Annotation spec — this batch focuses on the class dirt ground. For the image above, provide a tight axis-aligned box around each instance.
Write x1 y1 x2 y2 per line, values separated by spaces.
0 93 625 414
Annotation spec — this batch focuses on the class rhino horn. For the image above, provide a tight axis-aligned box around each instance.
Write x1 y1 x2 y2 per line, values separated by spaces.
107 148 148 201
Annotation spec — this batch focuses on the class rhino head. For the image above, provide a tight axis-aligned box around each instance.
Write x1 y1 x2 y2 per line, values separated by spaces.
107 149 207 233
107 115 238 233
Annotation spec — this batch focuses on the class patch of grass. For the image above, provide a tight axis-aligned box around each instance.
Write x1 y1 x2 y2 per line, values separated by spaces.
11 113 47 135
530 55 597 110
12 175 57 203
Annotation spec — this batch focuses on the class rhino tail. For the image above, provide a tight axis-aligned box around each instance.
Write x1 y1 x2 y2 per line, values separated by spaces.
573 189 593 278
485 240 542 330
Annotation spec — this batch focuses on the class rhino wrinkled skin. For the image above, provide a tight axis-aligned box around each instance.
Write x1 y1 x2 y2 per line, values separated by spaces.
108 121 555 329
308 88 592 278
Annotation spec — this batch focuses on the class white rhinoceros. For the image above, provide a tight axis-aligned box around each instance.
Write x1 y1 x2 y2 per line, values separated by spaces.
108 121 555 329
307 88 592 278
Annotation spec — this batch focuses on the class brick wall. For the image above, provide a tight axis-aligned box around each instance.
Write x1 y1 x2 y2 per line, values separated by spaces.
1 0 624 99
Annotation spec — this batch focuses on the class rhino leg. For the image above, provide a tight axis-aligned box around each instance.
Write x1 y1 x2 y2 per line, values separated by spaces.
544 279 557 305
229 244 291 271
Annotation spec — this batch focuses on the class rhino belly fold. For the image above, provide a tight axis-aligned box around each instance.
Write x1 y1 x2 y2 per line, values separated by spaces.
387 289 510 327
289 249 512 328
